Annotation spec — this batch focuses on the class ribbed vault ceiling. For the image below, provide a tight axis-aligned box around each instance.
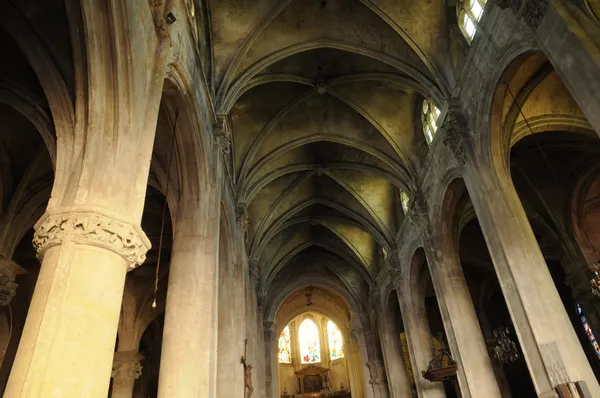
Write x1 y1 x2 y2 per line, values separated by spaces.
210 0 451 308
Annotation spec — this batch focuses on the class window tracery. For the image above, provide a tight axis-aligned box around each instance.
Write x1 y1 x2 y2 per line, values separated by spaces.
299 319 321 363
459 0 488 43
278 325 292 363
577 304 600 358
327 320 344 360
421 99 440 145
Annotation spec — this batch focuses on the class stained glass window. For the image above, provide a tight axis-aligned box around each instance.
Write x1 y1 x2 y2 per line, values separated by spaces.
278 325 292 363
299 319 321 363
400 191 410 214
421 99 440 145
578 304 600 358
327 321 344 360
459 0 488 43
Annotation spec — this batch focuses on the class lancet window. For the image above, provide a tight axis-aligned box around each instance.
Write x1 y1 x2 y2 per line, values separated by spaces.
327 321 344 360
459 0 487 43
421 99 440 145
278 325 292 363
578 304 600 358
299 319 321 364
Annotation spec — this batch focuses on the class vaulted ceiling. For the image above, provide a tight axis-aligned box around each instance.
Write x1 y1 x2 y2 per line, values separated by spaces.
209 0 455 308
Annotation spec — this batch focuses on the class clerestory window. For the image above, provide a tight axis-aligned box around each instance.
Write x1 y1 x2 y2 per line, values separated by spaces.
421 99 440 145
459 0 487 43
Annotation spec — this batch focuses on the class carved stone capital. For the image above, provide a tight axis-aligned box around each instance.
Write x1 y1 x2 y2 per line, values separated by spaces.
236 202 249 232
33 211 150 269
495 0 549 29
214 115 232 154
112 351 144 383
442 112 472 170
368 288 381 312
407 193 429 236
250 263 260 287
0 255 25 306
388 267 402 291
522 0 549 29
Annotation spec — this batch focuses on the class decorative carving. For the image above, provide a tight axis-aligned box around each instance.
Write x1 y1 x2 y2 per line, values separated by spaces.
314 167 326 176
315 81 329 95
148 0 170 39
407 193 429 236
214 116 232 154
33 212 150 269
368 288 381 312
495 0 549 29
388 267 402 291
112 351 144 384
366 360 387 385
0 255 25 306
522 0 549 29
442 112 471 169
250 263 260 286
496 0 521 12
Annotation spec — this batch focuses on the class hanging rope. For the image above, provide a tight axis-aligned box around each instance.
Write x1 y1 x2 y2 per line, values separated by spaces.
152 108 179 309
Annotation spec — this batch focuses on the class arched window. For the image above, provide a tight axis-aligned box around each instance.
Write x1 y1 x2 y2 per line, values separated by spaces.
278 325 292 363
578 304 600 358
327 320 344 360
421 99 440 145
299 319 321 363
400 191 410 214
459 0 487 43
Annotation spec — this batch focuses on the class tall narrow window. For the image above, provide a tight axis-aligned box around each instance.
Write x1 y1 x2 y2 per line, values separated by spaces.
578 304 600 358
327 321 344 360
278 325 292 363
421 99 440 145
400 191 410 215
459 0 488 43
299 319 321 363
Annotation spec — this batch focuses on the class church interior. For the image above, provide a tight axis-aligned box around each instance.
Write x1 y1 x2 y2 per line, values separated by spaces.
0 0 600 397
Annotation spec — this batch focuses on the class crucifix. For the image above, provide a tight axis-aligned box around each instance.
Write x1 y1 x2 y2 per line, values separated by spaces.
241 339 253 398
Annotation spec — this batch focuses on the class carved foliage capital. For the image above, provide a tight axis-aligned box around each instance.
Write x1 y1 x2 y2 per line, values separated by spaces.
442 112 472 170
33 212 150 269
522 0 549 29
407 193 429 237
112 351 144 383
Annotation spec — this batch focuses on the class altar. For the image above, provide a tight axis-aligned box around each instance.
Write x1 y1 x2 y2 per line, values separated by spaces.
291 365 351 398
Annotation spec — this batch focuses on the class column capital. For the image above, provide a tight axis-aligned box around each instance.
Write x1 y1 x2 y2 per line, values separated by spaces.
0 255 25 307
495 0 549 29
33 210 151 269
441 110 472 170
111 351 144 384
407 192 429 237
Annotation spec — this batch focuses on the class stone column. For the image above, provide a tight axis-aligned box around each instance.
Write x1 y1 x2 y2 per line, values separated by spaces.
264 322 278 398
496 0 600 135
465 162 600 397
216 207 246 398
378 308 412 398
397 287 446 398
351 316 376 398
4 212 149 397
157 181 221 398
366 360 391 398
111 351 144 398
422 236 501 398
